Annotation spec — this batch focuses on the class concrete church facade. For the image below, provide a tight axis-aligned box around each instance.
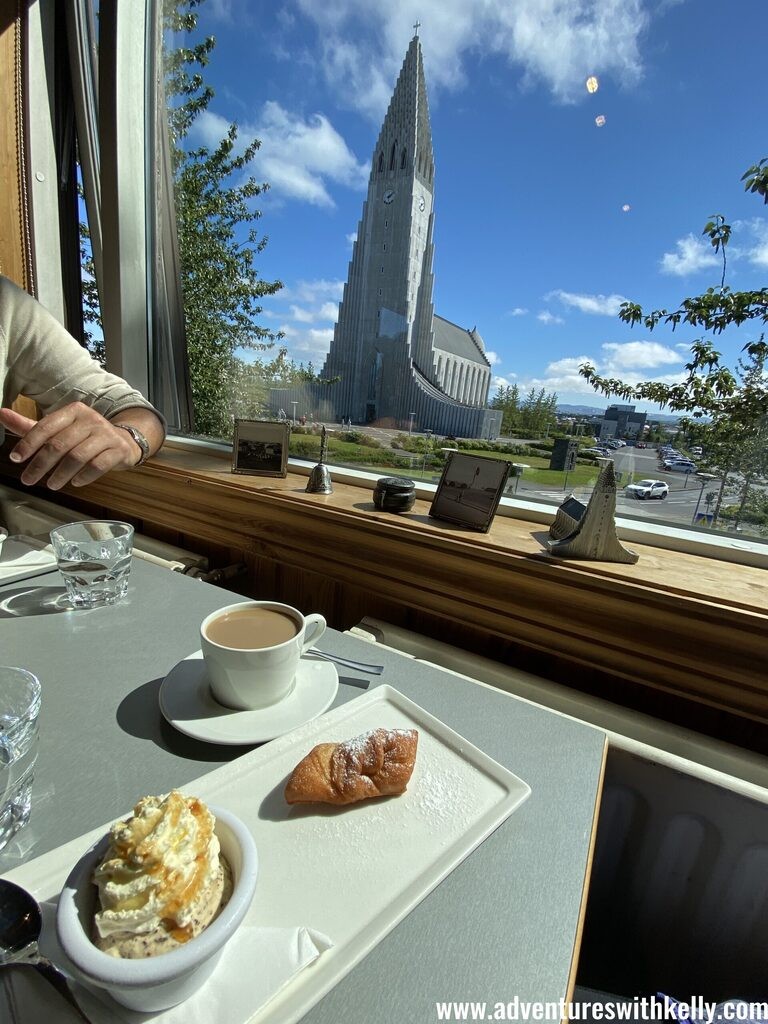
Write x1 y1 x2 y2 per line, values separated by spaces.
269 33 502 439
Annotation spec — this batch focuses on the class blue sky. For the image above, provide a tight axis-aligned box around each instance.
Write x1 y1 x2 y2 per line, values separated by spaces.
184 0 767 411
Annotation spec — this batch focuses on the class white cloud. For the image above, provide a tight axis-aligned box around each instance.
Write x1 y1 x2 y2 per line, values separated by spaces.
283 300 339 325
279 279 345 303
519 355 602 397
601 341 680 372
207 0 234 22
549 290 628 316
309 328 334 344
537 311 564 325
289 305 317 324
319 301 340 320
660 233 719 276
265 280 343 366
276 323 333 365
346 232 358 246
485 350 501 366
297 0 648 118
507 307 528 317
733 217 768 268
192 105 367 208
515 343 687 400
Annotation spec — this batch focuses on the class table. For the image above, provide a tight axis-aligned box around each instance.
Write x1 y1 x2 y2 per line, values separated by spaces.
0 558 606 1022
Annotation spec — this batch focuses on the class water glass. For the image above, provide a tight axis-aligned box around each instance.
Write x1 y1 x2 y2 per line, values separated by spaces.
0 666 41 852
49 520 134 608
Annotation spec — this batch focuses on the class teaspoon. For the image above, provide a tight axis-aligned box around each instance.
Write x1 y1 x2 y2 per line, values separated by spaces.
0 879 91 1021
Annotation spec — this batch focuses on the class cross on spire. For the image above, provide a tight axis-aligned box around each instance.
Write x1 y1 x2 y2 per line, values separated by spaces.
413 19 421 35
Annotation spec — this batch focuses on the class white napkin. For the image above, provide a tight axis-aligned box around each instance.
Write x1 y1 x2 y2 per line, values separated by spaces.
0 533 57 576
0 903 333 1024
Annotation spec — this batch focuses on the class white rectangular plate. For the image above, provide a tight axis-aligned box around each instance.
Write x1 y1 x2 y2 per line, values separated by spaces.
5 685 531 1024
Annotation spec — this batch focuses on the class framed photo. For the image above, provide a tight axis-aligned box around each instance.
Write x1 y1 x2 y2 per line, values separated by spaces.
232 419 290 477
429 452 512 532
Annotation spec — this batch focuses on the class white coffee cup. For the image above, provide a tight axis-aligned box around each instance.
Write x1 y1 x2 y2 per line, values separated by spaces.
200 601 326 711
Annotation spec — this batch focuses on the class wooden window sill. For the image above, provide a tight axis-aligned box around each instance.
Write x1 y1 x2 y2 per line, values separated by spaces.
2 444 767 725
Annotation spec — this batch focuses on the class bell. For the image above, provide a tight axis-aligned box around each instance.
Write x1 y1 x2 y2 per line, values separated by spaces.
306 463 333 494
305 425 333 494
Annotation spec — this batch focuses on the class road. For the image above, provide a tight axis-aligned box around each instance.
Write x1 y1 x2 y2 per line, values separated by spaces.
519 447 720 529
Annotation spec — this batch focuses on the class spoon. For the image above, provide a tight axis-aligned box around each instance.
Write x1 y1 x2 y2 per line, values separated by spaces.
0 879 91 1021
308 648 384 674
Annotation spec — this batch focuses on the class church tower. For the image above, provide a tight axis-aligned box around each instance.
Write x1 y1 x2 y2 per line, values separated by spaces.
322 30 439 422
274 31 502 439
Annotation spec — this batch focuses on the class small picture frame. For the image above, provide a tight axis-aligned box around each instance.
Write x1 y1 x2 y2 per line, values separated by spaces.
232 419 290 477
429 452 512 532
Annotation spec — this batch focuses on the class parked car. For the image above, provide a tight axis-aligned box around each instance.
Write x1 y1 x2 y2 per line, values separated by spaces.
583 447 612 458
625 479 669 500
663 459 697 473
690 446 703 457
635 441 647 448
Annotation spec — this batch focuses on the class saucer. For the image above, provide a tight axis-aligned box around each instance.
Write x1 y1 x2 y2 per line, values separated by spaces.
159 651 339 745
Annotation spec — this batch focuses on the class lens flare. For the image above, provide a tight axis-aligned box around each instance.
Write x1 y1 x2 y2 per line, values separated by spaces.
622 204 631 212
595 114 606 127
586 76 599 94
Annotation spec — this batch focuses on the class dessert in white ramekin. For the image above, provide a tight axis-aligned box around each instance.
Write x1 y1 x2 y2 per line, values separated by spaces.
56 806 257 1012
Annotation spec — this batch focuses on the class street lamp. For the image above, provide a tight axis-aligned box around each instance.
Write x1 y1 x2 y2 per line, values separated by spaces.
421 429 432 474
290 401 298 426
511 463 530 494
692 473 717 526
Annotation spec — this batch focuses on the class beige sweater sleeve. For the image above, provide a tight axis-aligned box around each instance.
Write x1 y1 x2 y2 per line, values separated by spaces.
0 275 166 425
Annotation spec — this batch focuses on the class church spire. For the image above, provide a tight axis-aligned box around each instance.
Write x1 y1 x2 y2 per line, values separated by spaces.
370 32 434 190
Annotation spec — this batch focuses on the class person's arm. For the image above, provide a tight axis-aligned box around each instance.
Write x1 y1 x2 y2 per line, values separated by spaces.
1 276 166 490
0 402 165 490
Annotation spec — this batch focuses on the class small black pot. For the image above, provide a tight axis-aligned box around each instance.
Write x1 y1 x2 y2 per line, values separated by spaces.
373 477 416 513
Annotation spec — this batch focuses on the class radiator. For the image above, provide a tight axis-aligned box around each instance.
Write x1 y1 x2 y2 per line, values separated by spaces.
580 747 768 1001
0 483 207 573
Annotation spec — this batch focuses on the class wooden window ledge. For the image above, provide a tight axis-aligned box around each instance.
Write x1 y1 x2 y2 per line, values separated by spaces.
2 443 767 726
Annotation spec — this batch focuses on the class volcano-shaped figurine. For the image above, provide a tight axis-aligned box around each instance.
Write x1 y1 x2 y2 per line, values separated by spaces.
547 460 638 563
306 426 333 494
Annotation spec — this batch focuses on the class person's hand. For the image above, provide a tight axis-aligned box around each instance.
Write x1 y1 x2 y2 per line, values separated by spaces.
0 403 143 490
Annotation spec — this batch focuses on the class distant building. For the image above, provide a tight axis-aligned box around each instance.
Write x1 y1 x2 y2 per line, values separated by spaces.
268 32 502 439
599 404 647 440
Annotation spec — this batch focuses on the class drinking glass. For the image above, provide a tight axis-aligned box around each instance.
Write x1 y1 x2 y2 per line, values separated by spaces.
49 520 134 607
0 666 41 851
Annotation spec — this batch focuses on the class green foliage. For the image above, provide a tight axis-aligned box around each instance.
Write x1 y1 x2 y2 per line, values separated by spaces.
163 0 283 438
579 160 768 528
490 384 558 436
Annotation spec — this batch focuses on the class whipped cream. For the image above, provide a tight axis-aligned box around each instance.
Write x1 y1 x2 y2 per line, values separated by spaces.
93 791 221 944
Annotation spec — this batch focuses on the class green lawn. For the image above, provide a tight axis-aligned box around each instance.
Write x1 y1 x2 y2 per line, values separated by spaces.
289 436 603 489
456 448 602 488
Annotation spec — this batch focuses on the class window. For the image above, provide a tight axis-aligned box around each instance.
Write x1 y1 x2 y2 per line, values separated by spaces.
18 2 768 551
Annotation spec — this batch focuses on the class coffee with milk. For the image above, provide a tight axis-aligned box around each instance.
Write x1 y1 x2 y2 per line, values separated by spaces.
204 607 298 650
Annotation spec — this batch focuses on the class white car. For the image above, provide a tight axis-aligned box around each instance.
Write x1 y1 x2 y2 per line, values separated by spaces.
664 459 697 473
625 479 669 500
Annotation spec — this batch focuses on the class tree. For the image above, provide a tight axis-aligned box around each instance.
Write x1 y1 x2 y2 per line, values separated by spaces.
490 383 558 437
490 383 521 434
579 158 768 529
164 0 283 438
